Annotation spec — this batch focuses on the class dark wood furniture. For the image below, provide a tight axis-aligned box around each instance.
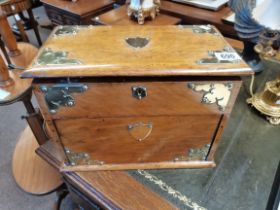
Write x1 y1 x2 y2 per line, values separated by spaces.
93 5 181 25
160 0 236 38
0 0 42 45
41 0 115 25
22 25 252 171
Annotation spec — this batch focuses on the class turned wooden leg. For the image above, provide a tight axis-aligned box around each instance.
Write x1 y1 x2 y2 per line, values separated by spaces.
0 37 12 65
0 16 21 57
0 54 14 87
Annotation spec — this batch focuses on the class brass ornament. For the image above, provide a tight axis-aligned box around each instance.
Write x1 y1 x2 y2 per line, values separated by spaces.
125 37 150 49
40 80 88 114
174 144 211 161
54 26 81 37
34 48 82 66
127 0 161 25
188 82 233 111
64 147 104 166
177 25 220 36
247 31 280 125
128 122 153 141
247 75 280 125
192 25 220 36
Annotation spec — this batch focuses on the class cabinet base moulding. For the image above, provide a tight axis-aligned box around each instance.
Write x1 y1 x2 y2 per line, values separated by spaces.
61 161 216 172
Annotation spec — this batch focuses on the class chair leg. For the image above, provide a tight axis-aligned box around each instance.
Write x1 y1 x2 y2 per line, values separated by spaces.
0 37 12 65
27 8 42 46
13 14 29 43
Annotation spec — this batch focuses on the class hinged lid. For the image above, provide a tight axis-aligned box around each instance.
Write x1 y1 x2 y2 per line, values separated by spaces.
22 25 253 78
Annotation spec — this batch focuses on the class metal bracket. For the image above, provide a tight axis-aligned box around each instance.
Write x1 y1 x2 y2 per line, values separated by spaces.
54 26 81 37
188 82 233 111
40 81 88 114
34 48 82 66
64 147 104 166
174 144 211 161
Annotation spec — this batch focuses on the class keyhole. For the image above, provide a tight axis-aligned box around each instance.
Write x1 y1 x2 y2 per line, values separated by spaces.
132 86 147 100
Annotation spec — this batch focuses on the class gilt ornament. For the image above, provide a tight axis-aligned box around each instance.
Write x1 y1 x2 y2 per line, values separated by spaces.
128 0 160 24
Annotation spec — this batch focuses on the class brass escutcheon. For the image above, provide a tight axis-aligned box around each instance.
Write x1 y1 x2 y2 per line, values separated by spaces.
128 122 153 141
125 37 150 48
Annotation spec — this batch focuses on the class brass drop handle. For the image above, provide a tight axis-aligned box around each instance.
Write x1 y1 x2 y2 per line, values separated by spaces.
131 86 147 100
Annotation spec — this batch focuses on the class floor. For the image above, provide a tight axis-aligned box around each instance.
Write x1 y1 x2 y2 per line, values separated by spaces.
0 5 279 210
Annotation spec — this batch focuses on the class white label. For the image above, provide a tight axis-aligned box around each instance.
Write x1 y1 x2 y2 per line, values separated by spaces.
0 89 10 100
199 25 211 30
214 52 241 61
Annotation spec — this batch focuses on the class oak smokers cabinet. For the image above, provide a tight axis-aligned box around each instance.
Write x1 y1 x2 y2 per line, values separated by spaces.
22 25 253 171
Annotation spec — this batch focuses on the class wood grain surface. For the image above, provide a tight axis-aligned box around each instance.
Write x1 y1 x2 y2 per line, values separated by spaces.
65 171 178 210
225 37 244 50
0 53 10 83
37 140 177 209
34 80 240 119
62 161 216 171
12 126 62 195
94 5 181 25
33 78 242 170
10 42 38 68
207 80 242 160
23 26 252 78
0 16 20 56
56 115 219 164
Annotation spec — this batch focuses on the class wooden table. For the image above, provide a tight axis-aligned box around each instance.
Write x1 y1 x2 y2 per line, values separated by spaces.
93 5 181 25
40 0 115 25
0 15 62 195
160 0 236 38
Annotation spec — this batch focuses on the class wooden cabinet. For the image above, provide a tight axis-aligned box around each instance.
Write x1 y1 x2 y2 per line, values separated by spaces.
41 0 115 25
23 25 252 171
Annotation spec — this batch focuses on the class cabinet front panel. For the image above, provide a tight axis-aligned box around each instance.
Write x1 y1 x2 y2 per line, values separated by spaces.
34 80 239 120
55 115 220 165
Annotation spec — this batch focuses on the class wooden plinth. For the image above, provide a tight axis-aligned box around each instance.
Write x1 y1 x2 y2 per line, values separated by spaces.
93 5 181 25
12 126 62 195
